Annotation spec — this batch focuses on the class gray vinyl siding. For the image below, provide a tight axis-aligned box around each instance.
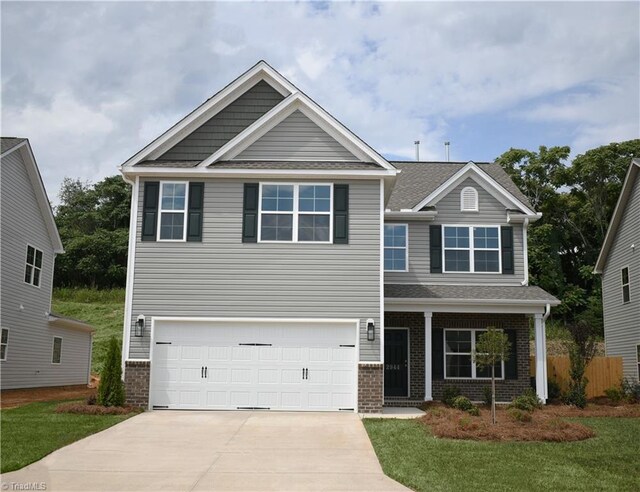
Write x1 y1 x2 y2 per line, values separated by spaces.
234 110 359 162
159 80 285 161
0 149 91 389
602 174 640 381
128 178 381 361
385 177 525 285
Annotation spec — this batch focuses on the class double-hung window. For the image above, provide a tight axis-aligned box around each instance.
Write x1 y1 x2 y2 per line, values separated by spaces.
158 182 188 241
443 225 501 273
445 329 504 379
384 224 408 271
259 184 332 243
24 245 43 287
622 267 630 303
52 337 62 364
1 328 8 361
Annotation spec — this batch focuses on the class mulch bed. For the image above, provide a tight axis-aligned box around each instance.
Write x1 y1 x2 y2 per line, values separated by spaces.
1 383 98 409
55 402 143 415
420 403 610 442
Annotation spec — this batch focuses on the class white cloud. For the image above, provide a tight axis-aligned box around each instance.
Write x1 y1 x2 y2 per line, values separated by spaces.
1 1 638 202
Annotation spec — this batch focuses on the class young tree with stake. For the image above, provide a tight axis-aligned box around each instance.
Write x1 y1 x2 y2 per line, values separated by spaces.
474 328 511 424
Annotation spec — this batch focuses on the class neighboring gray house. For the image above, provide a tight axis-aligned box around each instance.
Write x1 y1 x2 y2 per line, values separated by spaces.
0 138 94 390
120 61 558 413
595 158 640 382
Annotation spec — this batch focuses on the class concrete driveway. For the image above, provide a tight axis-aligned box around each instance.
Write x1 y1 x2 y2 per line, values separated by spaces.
1 411 408 491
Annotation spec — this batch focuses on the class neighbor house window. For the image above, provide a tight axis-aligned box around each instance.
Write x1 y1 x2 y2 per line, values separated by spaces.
443 226 501 273
444 329 504 379
158 182 188 241
259 184 332 243
622 267 630 303
384 224 408 271
1 328 8 361
24 245 43 287
460 187 479 212
52 337 62 364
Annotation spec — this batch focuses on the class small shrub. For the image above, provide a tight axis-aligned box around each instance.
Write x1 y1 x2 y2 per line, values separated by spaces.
621 378 640 403
510 390 542 412
548 379 562 400
86 394 97 406
507 407 532 423
604 386 624 404
98 337 125 407
442 386 461 406
451 395 479 416
564 381 588 409
482 386 492 406
522 387 543 408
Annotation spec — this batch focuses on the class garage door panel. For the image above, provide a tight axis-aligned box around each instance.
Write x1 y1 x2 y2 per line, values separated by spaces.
151 321 356 411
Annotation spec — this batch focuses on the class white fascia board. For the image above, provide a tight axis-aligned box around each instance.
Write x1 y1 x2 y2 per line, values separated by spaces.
48 316 95 333
385 297 561 307
200 91 396 171
386 302 548 314
411 162 536 215
507 211 542 224
122 167 397 179
8 142 64 254
594 159 640 274
120 61 297 169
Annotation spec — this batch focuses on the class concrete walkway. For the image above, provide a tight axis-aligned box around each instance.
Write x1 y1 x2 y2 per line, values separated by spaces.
1 411 408 491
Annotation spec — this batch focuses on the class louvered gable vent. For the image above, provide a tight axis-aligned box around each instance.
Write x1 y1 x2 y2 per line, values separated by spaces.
460 186 479 212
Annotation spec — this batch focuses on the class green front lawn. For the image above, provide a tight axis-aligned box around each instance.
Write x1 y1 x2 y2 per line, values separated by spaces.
1 401 134 473
364 418 640 491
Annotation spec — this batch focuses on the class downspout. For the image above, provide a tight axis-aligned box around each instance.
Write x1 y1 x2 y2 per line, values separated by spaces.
521 217 529 286
543 303 551 321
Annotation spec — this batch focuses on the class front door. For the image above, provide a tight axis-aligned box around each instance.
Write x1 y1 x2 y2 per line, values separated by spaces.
384 329 408 397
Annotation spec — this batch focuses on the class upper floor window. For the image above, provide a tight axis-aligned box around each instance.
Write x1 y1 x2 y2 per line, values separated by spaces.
158 182 188 241
622 267 630 303
384 224 408 271
460 187 479 212
1 328 8 361
259 184 332 243
52 336 62 364
443 225 501 273
24 245 43 287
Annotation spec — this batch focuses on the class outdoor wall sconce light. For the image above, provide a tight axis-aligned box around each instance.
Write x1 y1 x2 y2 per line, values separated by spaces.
367 319 375 341
135 315 145 337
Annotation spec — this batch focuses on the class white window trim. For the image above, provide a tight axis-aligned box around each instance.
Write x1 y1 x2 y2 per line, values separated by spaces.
444 328 506 380
157 181 189 242
442 224 502 274
1 327 8 362
384 223 409 272
460 186 479 212
257 182 333 244
52 336 63 365
622 266 630 304
24 244 43 288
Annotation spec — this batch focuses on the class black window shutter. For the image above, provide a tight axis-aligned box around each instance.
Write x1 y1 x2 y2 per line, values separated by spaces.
333 184 349 244
432 328 444 379
242 183 259 243
505 329 518 380
501 226 514 274
187 182 204 242
141 182 159 241
430 225 442 273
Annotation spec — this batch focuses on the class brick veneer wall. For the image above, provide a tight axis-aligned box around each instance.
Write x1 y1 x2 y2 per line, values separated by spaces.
358 363 383 413
124 360 150 408
432 313 530 402
385 312 426 400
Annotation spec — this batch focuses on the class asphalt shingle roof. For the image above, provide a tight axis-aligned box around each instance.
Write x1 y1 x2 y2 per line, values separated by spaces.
384 284 559 303
135 160 200 168
210 161 382 170
386 161 532 211
1 137 27 154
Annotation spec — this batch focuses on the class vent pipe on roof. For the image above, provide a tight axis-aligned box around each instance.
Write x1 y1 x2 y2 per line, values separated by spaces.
414 140 420 161
444 141 450 162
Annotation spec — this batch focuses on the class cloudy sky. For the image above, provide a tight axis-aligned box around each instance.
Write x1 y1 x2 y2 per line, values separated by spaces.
2 1 638 203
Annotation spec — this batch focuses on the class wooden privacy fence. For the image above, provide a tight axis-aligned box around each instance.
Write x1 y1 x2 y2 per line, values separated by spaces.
529 356 623 398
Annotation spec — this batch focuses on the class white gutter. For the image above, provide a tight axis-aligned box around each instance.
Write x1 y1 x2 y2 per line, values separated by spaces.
385 297 562 306
121 167 397 178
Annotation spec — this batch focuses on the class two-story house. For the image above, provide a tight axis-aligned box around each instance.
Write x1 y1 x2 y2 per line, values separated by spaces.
595 158 640 383
119 62 558 413
1 137 94 390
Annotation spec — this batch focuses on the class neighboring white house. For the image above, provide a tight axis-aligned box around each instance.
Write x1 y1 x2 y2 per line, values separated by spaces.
0 137 94 390
595 158 640 382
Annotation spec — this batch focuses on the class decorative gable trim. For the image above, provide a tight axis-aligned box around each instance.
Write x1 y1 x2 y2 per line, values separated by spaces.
1 140 64 254
411 161 537 215
199 92 395 171
120 61 298 169
594 158 640 273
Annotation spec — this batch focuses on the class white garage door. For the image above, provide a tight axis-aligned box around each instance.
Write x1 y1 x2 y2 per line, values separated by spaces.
150 319 357 412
